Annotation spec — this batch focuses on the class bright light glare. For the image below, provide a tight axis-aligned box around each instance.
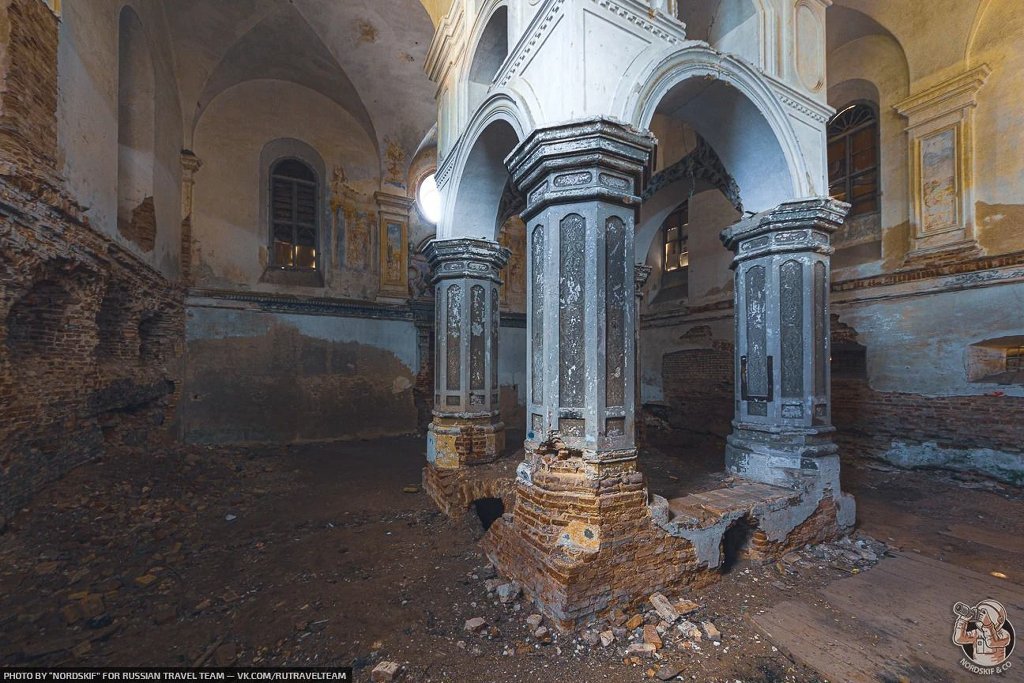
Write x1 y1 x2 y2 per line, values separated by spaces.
418 173 442 224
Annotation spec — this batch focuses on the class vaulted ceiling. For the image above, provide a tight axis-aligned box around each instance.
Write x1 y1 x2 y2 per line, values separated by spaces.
164 0 438 167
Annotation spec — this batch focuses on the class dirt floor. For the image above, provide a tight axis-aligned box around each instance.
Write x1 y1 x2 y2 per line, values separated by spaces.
1 431 1022 681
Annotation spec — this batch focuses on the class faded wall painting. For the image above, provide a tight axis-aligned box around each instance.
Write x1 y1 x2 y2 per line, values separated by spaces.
379 217 408 296
920 128 958 232
498 216 526 312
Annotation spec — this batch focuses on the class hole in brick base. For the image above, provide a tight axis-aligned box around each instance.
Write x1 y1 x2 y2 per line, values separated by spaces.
721 516 756 573
472 497 504 531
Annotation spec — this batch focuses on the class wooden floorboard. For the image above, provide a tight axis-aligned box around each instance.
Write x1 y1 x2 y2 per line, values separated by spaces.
753 553 1024 682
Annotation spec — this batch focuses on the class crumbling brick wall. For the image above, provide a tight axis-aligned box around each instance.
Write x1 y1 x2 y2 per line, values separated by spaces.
655 318 1024 478
0 0 184 518
0 180 184 517
0 177 185 519
0 0 59 178
660 341 734 439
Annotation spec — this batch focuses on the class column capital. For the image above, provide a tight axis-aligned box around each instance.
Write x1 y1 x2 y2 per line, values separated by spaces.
425 238 510 283
721 197 849 263
634 264 652 289
507 117 656 221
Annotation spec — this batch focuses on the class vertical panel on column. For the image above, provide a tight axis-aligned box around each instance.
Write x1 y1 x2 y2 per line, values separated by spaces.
780 260 804 404
559 214 586 414
491 287 499 398
531 226 544 406
470 285 485 399
435 292 442 406
605 216 626 411
744 265 769 416
446 284 462 394
814 261 827 398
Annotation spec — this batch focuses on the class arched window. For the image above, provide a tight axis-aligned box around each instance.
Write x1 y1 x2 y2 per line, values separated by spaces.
663 202 689 272
827 104 879 217
270 158 318 270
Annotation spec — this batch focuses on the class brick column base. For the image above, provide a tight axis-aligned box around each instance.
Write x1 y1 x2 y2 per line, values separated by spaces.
481 448 853 631
427 415 505 469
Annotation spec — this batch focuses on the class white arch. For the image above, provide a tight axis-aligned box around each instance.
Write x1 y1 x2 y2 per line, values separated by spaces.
456 0 510 136
437 90 533 241
618 44 814 211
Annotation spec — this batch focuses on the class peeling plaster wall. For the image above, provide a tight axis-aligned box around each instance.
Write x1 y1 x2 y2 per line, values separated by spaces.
970 1 1024 255
498 324 526 433
56 0 183 278
183 306 419 444
191 79 382 299
834 285 1024 398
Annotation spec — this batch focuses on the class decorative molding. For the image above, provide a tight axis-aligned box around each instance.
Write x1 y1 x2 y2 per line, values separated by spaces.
643 134 741 211
776 91 830 124
588 0 686 45
186 289 416 322
894 65 992 124
496 0 567 88
895 64 991 256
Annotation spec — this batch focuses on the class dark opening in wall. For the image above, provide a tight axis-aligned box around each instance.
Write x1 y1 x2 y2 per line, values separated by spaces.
721 516 755 573
967 336 1024 386
832 342 868 380
473 497 505 531
138 311 169 363
95 287 131 360
5 280 71 359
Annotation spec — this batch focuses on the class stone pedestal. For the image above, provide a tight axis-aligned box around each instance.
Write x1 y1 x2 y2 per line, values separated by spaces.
425 238 509 469
720 197 851 497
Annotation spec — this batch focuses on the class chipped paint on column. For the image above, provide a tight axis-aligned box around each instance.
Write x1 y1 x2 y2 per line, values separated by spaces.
507 118 656 462
424 238 510 469
721 197 852 489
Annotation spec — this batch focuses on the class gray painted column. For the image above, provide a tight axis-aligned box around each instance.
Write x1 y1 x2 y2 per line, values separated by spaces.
508 118 655 464
425 238 510 468
634 264 651 447
720 197 850 487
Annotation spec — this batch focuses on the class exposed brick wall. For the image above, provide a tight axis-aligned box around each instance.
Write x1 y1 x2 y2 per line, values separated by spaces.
0 0 58 178
655 321 1024 475
832 380 1024 462
660 341 734 438
119 195 156 252
0 176 184 519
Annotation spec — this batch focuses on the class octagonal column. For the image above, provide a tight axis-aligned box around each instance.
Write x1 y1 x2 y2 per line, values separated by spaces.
720 197 850 488
425 238 510 469
511 118 656 470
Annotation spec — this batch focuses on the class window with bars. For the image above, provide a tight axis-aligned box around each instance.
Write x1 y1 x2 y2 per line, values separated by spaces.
270 158 318 270
1007 345 1024 374
827 104 879 217
663 202 689 272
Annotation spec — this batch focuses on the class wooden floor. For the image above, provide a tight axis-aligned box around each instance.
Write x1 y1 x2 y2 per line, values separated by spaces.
754 553 1024 682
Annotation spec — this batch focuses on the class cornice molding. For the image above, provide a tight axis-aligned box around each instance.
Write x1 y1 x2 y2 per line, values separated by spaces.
894 64 992 125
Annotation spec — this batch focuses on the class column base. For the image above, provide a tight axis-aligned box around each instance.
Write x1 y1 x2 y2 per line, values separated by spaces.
427 415 505 469
482 452 700 631
724 423 840 489
422 458 518 519
483 442 855 632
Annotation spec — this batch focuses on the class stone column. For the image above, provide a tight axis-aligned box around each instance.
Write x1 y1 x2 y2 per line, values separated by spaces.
483 119 672 629
425 238 510 469
514 119 655 465
720 197 849 488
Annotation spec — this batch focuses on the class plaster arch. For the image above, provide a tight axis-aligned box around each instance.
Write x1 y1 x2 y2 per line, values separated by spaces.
677 0 774 74
458 0 511 135
438 92 532 241
622 46 811 213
